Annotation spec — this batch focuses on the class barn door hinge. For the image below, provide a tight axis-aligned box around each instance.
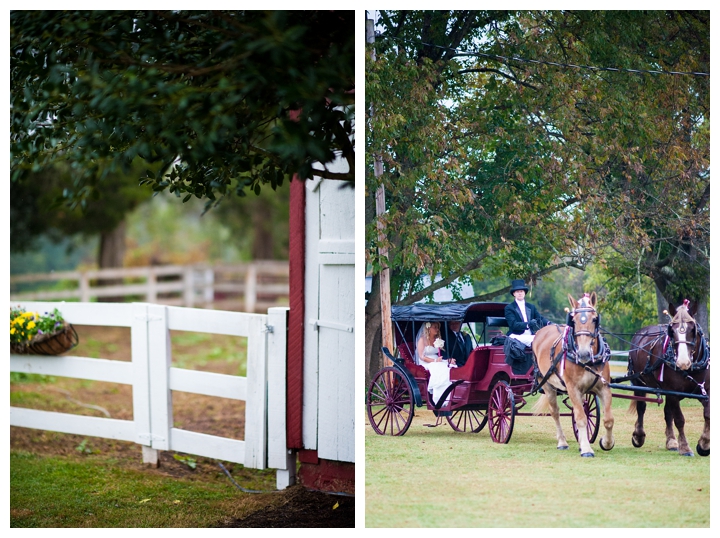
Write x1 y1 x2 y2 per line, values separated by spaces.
262 324 274 333
310 319 354 333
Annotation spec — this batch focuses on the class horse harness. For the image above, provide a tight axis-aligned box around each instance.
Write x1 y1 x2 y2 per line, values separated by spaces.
626 323 710 397
533 314 611 394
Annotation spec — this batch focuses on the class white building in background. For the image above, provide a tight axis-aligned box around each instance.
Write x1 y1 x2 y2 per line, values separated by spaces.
365 274 475 305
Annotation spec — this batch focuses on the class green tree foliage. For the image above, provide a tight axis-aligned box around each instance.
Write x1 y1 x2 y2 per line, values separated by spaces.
10 159 155 267
11 10 355 210
365 10 709 382
367 10 708 305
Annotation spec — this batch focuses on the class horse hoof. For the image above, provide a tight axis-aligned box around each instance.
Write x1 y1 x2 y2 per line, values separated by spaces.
631 436 644 448
668 447 678 452
680 451 694 457
599 438 614 451
581 452 595 458
696 444 710 457
557 446 569 450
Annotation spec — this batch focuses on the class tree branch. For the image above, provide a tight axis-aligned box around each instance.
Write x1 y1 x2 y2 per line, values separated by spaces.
456 67 538 90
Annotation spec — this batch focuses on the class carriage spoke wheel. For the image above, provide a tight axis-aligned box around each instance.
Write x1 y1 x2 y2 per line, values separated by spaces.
571 393 600 444
488 381 515 444
447 409 488 433
366 367 414 436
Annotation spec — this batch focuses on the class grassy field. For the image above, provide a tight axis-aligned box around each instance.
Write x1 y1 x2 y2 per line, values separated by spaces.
365 391 710 527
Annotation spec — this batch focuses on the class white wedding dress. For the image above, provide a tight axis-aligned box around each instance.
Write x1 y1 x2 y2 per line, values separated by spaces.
415 332 455 406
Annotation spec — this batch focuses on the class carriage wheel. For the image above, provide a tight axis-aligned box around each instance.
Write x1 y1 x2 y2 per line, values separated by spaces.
447 409 488 433
488 381 515 444
367 367 415 436
571 393 600 444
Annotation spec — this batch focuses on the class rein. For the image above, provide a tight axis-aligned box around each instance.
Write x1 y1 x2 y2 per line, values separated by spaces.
565 305 610 367
533 321 610 394
621 323 710 397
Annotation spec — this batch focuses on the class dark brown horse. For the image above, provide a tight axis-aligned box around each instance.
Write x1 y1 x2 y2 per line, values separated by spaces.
628 300 710 456
532 292 615 457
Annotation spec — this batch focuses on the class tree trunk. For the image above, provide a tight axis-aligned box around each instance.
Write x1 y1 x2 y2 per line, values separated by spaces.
655 285 670 323
365 273 384 389
97 219 126 302
251 197 277 260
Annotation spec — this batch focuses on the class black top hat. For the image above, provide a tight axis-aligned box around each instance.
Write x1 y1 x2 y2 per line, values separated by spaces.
509 279 529 294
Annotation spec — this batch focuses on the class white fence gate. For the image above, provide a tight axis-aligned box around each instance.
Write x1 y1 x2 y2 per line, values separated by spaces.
10 301 295 489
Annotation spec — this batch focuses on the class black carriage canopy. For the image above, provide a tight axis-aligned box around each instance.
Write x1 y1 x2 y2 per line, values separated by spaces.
391 302 508 323
391 302 510 357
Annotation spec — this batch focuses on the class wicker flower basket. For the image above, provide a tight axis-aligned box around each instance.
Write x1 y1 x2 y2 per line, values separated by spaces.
10 323 79 356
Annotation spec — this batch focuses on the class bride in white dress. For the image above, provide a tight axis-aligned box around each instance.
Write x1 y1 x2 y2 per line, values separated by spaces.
414 321 457 406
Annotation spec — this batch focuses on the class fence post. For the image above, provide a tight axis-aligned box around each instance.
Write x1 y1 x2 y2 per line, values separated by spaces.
203 268 214 308
147 304 172 451
244 314 268 469
131 303 156 465
147 268 157 303
183 266 195 307
267 307 294 489
79 272 90 302
245 264 257 313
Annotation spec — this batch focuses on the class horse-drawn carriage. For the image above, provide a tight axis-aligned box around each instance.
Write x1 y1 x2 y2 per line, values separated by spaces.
366 301 600 444
367 296 710 458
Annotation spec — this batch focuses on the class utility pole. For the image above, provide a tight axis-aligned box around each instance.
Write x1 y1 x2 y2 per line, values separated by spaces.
367 12 394 365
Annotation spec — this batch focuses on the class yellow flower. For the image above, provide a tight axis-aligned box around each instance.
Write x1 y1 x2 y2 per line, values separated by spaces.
10 328 16 335
27 321 36 329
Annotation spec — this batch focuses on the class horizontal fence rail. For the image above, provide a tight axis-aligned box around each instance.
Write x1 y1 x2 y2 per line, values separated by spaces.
9 301 294 489
10 261 289 313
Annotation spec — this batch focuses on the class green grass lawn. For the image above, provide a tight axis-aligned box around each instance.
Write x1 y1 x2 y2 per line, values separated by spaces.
11 325 274 527
365 394 710 527
10 450 278 528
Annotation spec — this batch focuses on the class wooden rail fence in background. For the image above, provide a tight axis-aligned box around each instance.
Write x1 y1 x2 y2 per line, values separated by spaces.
10 261 289 313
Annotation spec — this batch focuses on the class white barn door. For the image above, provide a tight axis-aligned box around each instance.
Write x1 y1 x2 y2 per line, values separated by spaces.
303 173 355 463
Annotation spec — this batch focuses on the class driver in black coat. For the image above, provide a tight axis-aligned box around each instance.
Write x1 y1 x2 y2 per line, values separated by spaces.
504 279 550 346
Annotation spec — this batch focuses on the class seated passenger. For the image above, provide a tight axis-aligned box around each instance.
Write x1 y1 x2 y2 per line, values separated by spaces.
446 319 473 367
504 279 550 346
414 321 456 406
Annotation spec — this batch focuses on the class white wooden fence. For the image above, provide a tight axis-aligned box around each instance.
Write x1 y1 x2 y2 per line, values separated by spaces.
9 261 289 313
9 301 295 489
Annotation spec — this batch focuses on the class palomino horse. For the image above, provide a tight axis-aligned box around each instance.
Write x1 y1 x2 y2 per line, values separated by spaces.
628 300 710 456
531 292 614 457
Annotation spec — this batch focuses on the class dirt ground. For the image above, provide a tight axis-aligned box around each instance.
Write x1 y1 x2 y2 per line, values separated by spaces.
10 325 355 528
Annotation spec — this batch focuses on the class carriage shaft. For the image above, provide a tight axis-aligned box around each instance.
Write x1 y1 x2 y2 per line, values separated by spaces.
608 383 708 401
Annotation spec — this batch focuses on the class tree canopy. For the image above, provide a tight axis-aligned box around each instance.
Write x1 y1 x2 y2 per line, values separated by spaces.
11 10 355 209
365 10 709 382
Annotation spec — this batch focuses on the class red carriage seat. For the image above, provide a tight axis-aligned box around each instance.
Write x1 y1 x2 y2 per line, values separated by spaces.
450 347 489 382
396 343 430 382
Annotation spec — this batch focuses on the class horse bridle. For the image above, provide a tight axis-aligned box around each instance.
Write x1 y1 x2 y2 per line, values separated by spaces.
664 313 709 372
566 301 608 366
532 300 609 394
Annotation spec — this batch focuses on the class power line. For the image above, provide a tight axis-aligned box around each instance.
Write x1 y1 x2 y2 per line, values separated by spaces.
378 35 710 77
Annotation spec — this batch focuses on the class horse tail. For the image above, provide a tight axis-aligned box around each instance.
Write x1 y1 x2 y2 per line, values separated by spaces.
627 399 637 415
532 393 551 416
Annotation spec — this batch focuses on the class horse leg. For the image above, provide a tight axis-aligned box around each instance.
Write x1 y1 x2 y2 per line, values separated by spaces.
697 368 710 456
663 397 682 453
697 396 710 456
597 385 615 451
670 398 693 456
544 385 569 450
568 387 594 457
631 396 647 448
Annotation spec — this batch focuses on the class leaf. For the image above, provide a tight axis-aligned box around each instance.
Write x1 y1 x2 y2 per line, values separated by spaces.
139 498 151 504
333 501 339 510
